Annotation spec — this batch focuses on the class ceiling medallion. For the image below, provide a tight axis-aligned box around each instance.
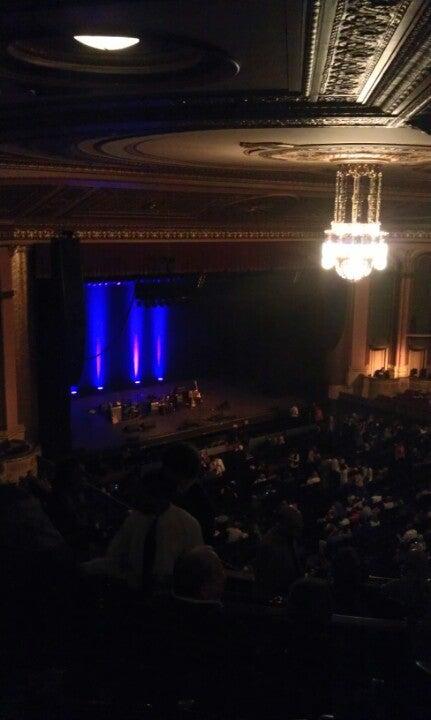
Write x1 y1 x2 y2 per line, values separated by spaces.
321 164 388 282
240 142 431 165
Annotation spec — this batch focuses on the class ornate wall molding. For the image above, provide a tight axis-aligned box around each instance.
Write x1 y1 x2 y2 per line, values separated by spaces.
1 227 429 246
303 0 323 98
240 142 431 165
7 228 321 244
368 2 431 115
316 0 411 101
303 0 431 129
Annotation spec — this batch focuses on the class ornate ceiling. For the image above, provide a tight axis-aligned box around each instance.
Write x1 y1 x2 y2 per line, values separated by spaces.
0 0 430 235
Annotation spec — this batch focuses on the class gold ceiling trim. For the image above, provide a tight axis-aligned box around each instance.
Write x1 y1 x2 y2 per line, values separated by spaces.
7 228 319 244
240 142 431 165
0 227 429 245
319 0 411 101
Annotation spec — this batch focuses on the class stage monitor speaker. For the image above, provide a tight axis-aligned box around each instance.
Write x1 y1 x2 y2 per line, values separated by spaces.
50 230 85 385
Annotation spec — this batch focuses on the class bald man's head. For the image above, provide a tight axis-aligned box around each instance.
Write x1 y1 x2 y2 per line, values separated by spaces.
173 546 226 602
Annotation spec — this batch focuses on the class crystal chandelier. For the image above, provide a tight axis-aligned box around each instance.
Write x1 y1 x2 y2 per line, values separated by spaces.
321 164 388 282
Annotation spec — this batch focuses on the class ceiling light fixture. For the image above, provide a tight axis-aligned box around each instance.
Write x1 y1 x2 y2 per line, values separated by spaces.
74 36 140 51
321 164 388 282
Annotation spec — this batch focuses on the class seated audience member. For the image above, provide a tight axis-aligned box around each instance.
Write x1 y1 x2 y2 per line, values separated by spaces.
287 449 300 471
164 443 215 543
141 547 256 711
289 404 299 418
254 503 303 597
306 468 321 485
172 544 226 605
209 455 226 477
82 468 203 592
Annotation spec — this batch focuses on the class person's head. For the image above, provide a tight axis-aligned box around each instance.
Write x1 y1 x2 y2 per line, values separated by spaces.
173 546 226 602
162 443 201 491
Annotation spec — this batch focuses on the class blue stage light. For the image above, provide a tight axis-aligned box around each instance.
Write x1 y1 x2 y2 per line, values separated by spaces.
129 282 145 385
85 283 107 390
80 279 172 392
151 305 167 381
70 386 78 395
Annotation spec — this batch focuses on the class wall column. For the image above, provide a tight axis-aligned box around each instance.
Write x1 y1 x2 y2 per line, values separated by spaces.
327 277 371 397
0 246 25 439
346 277 371 388
394 271 412 379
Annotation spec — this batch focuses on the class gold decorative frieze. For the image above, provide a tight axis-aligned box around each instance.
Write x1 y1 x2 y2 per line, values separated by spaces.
318 0 411 101
0 227 428 246
240 142 431 165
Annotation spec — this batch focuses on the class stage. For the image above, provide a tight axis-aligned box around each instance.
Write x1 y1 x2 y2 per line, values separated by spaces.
71 379 298 451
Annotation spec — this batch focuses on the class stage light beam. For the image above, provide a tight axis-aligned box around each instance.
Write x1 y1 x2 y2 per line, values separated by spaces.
152 305 167 381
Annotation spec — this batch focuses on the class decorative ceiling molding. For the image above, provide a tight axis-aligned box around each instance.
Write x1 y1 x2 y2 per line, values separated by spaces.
302 0 431 130
7 228 320 244
305 0 411 102
304 0 338 100
240 142 431 165
1 227 429 246
367 1 431 115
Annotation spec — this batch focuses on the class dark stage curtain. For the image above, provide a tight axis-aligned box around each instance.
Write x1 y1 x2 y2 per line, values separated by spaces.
168 270 348 396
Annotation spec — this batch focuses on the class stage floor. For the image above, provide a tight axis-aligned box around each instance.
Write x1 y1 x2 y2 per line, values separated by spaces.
71 379 296 450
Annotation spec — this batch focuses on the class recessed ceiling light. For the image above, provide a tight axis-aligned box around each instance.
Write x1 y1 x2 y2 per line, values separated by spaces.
74 36 140 51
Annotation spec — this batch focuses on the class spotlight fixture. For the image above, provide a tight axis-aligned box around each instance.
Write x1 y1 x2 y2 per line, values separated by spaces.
97 385 104 391
70 387 78 396
321 164 388 282
74 35 140 51
134 380 141 384
158 377 164 382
